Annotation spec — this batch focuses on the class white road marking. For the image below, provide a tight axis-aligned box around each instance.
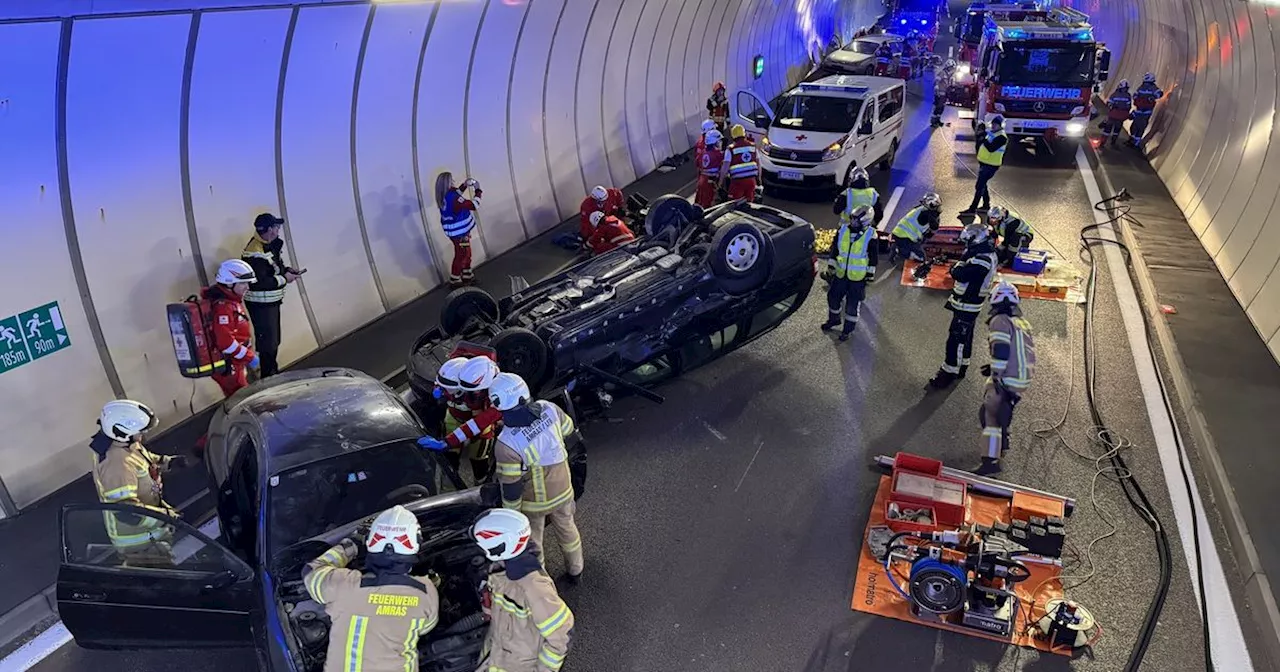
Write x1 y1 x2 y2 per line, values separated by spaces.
1076 147 1254 671
701 419 727 442
735 439 766 492
0 623 71 672
879 186 905 233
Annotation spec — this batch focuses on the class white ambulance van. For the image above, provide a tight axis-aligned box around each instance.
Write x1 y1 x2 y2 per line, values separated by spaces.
733 75 905 195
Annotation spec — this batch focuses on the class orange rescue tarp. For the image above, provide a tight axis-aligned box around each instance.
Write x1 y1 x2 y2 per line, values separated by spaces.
851 475 1067 654
899 259 1085 304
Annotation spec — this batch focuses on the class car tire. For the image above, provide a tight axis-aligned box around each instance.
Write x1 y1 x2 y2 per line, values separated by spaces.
880 139 898 171
492 327 551 390
708 220 775 295
644 194 700 238
440 287 499 337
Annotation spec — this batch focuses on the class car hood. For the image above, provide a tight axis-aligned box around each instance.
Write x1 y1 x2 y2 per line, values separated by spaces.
766 129 847 150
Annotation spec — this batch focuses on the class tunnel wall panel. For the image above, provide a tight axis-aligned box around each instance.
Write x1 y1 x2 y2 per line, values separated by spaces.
0 0 876 508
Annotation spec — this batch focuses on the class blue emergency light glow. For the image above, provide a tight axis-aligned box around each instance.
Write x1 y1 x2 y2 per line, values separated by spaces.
900 18 908 25
921 19 929 25
1001 85 1083 100
753 55 765 79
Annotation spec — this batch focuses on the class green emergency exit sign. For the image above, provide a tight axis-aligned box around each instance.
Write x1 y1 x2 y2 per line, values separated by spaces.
0 301 72 374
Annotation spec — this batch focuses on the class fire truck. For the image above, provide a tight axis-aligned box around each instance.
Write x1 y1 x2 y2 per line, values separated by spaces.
954 1 1050 64
949 6 1111 149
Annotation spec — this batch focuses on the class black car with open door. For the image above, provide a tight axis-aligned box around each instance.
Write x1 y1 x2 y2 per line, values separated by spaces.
56 368 508 671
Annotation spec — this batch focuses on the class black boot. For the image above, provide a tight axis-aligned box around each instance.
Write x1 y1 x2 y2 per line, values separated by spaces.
973 457 1002 476
821 317 839 331
927 370 957 389
839 325 855 342
470 458 493 484
957 365 968 380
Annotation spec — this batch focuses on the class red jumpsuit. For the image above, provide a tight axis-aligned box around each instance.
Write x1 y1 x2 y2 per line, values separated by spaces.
579 188 625 240
695 144 726 207
440 187 479 285
586 216 636 255
204 285 256 398
722 138 759 202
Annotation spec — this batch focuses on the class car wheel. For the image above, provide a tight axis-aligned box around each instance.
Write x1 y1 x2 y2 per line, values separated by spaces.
644 194 700 238
709 221 775 295
880 140 898 171
492 327 551 390
440 287 499 337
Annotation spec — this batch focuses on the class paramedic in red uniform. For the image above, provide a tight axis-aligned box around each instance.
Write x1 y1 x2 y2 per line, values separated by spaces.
695 129 725 208
874 42 894 76
579 185 626 241
721 124 759 202
695 119 719 154
205 259 260 398
585 211 636 256
435 171 482 287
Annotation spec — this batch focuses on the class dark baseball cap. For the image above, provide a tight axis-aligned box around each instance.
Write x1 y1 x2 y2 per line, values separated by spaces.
254 213 285 231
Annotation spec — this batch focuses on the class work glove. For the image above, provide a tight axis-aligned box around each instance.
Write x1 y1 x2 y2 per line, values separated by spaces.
980 364 992 377
866 270 876 282
464 177 479 189
417 435 448 452
432 386 444 400
247 355 260 370
474 188 484 199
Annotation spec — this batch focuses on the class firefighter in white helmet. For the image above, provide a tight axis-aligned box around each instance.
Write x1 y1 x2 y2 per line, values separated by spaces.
975 282 1036 475
489 373 584 583
302 505 440 672
472 508 574 672
451 356 502 482
91 400 186 565
205 259 260 398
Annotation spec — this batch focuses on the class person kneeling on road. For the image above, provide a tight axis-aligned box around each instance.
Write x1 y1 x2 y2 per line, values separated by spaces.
579 185 626 241
303 505 440 672
987 205 1034 267
929 222 998 389
92 399 186 566
891 192 942 263
471 508 574 672
975 282 1036 475
821 205 877 341
585 210 636 256
205 259 261 398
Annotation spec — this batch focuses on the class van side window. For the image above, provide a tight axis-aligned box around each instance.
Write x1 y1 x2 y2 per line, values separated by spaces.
878 88 904 121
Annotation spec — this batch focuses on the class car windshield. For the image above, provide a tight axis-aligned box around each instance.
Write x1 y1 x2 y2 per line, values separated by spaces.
845 41 880 55
997 44 1096 85
770 95 862 134
266 439 453 556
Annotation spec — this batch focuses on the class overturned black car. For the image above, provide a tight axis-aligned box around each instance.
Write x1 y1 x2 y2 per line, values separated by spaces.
407 196 817 415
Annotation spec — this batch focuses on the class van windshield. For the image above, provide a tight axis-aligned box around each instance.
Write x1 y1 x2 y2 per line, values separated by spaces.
770 95 863 134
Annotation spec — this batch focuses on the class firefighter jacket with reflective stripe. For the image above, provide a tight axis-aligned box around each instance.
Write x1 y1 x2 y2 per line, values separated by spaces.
947 242 998 313
92 442 175 548
996 213 1033 249
447 406 502 450
977 131 1008 167
832 186 884 223
891 206 939 242
484 566 574 672
303 540 440 672
578 188 625 239
1107 91 1133 121
1133 83 1163 113
829 224 877 281
241 235 289 304
988 311 1036 393
203 285 256 365
495 401 575 513
706 93 728 122
586 216 636 255
724 139 759 180
440 188 477 239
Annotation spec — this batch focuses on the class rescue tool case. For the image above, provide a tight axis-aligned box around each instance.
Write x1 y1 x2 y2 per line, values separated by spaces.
167 297 221 379
885 452 969 534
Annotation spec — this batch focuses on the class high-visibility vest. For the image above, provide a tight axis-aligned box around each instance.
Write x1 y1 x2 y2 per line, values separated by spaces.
892 207 926 241
977 131 1007 167
1003 212 1032 238
440 189 476 239
841 187 878 221
727 142 759 179
834 225 873 281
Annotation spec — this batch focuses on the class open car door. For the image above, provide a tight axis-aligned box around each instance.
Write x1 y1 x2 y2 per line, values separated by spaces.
733 89 774 142
57 503 256 649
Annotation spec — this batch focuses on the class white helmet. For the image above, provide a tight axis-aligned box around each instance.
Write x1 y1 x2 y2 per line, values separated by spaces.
589 210 606 228
366 505 421 556
944 58 957 69
920 192 941 210
1117 79 1130 90
488 372 531 412
457 356 500 392
99 399 158 442
1143 72 1156 84
705 129 723 146
990 281 1021 307
987 205 1009 222
435 356 469 392
849 166 870 184
591 185 608 202
846 205 872 228
215 259 257 286
959 222 990 245
471 508 532 561
701 119 717 134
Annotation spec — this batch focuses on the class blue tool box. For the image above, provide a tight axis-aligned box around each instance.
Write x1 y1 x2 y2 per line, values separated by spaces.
1011 250 1048 275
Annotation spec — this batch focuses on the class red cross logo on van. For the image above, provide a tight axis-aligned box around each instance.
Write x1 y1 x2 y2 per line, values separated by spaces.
795 134 808 141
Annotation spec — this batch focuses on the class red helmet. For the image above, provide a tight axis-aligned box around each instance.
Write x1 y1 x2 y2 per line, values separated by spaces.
713 81 725 93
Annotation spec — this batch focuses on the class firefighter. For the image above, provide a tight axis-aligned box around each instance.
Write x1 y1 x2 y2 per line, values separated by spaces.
90 400 185 565
435 172 483 287
1129 73 1164 147
585 211 637 256
874 42 894 76
821 205 877 341
436 356 500 483
988 205 1034 267
205 259 261 398
721 124 759 202
976 282 1036 475
241 212 303 379
890 192 942 263
471 509 574 672
578 185 626 241
832 166 883 226
928 222 999 389
1103 80 1133 148
488 372 584 583
695 129 725 207
962 115 1007 214
706 82 729 131
302 505 440 672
